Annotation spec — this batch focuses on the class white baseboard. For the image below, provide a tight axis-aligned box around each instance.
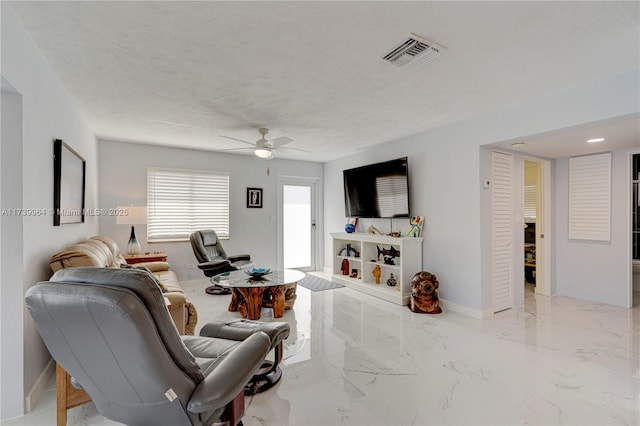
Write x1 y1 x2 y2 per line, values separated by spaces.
25 357 55 412
439 298 493 319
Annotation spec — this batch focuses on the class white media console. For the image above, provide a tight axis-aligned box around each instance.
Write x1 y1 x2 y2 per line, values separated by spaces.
331 232 423 305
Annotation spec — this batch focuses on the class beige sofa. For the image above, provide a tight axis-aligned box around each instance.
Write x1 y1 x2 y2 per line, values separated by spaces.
49 235 197 335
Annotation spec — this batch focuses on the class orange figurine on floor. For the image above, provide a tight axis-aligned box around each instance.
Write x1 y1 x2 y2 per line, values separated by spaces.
372 265 382 284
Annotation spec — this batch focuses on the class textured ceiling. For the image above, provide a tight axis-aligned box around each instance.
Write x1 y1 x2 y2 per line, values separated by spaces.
8 1 640 162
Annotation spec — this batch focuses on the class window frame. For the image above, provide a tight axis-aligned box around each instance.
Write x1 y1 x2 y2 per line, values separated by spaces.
147 167 230 243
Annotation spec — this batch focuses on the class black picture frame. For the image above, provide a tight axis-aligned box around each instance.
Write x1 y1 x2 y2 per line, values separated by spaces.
53 139 86 226
247 187 263 208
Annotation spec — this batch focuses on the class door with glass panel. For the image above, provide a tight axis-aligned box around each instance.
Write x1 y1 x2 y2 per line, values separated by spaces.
278 177 318 271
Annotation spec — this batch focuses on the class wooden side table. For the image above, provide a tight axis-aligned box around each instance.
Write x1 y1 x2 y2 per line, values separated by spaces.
57 363 91 426
122 251 167 264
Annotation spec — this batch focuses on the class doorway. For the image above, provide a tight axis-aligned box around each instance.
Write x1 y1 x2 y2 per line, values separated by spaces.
523 157 551 297
277 176 320 271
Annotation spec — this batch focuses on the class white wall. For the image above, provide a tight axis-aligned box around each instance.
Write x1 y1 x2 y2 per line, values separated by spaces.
1 5 99 419
97 140 323 281
1 83 25 420
555 148 636 307
324 69 639 315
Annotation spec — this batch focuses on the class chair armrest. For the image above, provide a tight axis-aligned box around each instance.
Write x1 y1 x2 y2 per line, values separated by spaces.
135 261 171 272
163 292 186 310
227 254 251 263
197 260 232 271
187 332 270 413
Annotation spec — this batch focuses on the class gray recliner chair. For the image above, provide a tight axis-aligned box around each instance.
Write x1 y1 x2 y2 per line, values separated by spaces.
190 229 254 295
25 267 271 426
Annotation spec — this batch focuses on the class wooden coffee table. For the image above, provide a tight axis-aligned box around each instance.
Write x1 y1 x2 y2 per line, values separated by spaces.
212 269 305 320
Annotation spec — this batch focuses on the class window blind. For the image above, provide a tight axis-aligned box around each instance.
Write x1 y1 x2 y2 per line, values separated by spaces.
569 153 611 241
524 185 536 220
147 167 229 242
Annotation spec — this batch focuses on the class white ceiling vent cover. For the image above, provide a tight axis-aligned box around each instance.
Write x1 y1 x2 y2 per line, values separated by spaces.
382 33 445 70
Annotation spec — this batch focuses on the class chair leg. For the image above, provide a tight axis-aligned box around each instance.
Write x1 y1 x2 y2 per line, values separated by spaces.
220 390 245 426
244 341 284 395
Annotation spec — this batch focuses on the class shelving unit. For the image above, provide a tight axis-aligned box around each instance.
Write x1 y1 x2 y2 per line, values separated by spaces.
331 232 423 305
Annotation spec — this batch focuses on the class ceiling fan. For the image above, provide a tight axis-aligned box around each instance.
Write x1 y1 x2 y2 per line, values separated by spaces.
219 128 310 159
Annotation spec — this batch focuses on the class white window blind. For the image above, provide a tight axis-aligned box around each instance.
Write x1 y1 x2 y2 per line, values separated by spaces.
147 167 229 242
524 185 537 221
569 153 611 241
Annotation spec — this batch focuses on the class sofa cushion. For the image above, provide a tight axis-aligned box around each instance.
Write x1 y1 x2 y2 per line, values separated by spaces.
154 269 182 293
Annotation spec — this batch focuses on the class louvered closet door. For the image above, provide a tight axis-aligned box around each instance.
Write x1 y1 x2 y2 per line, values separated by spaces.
492 151 513 313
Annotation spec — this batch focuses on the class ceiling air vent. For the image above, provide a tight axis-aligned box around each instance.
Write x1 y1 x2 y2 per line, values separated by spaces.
382 33 445 70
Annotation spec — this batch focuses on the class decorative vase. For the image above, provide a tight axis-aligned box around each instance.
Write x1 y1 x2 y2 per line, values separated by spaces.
386 273 398 287
127 225 142 255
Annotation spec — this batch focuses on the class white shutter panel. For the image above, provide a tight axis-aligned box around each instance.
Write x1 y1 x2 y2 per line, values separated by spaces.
569 153 611 241
492 151 513 313
523 185 536 221
147 168 229 242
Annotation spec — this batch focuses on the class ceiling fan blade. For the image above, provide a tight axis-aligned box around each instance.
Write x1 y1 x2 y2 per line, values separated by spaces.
274 146 311 154
271 136 293 147
219 135 256 146
215 147 255 152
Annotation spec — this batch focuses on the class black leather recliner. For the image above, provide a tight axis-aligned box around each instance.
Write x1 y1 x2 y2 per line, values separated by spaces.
190 229 254 295
25 267 271 426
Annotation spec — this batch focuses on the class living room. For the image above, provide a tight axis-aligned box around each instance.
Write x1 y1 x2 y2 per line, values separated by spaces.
2 2 639 425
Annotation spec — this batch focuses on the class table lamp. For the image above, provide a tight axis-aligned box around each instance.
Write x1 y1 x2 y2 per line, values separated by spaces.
116 206 147 255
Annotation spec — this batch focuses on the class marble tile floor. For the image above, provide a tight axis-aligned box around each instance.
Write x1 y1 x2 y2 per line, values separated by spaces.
4 274 639 425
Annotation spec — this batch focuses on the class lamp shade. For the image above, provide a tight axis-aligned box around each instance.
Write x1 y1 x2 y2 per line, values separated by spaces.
116 206 147 225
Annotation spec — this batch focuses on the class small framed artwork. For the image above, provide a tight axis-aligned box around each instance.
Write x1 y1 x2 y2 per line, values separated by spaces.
247 187 263 208
53 139 86 226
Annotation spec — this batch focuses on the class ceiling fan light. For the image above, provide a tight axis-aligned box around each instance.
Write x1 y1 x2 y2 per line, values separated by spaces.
255 148 272 159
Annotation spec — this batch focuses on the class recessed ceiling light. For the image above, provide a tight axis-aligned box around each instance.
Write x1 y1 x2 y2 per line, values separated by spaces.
587 138 605 143
511 142 525 148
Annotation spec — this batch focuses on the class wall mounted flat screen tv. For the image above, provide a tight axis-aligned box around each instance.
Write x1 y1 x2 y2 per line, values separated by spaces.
343 157 410 218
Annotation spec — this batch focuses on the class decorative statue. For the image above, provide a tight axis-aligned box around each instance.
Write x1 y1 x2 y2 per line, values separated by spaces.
341 259 349 275
377 245 400 265
372 265 382 284
367 225 383 235
386 273 397 287
409 271 442 314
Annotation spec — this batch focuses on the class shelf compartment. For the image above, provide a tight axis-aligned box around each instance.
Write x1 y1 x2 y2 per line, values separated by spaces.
331 232 423 305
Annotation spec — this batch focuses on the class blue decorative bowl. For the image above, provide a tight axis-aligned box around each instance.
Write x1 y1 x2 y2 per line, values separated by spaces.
245 268 272 279
345 224 355 233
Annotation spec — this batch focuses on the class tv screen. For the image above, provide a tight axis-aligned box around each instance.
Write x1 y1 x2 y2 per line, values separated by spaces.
343 157 410 218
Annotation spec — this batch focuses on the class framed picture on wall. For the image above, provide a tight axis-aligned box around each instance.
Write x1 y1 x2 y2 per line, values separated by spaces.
53 139 86 226
247 187 263 208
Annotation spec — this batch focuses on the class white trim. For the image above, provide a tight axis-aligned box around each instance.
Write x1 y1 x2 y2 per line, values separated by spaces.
439 299 493 319
25 358 55 413
628 151 640 306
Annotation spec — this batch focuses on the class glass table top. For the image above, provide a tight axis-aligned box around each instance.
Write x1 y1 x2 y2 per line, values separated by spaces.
211 268 306 288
